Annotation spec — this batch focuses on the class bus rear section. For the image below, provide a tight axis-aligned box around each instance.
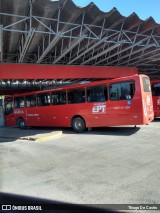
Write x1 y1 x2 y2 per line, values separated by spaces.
141 76 154 124
151 80 160 117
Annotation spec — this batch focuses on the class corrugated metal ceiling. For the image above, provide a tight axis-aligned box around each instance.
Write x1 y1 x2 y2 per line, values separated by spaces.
0 0 160 82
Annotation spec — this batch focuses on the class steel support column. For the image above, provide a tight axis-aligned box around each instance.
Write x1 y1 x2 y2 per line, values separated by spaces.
0 25 3 62
18 28 35 63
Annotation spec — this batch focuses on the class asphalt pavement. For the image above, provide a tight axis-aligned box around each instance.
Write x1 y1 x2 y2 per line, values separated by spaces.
0 119 160 208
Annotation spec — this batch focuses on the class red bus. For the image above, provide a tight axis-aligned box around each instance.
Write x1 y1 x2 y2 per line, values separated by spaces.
151 79 160 117
4 74 154 133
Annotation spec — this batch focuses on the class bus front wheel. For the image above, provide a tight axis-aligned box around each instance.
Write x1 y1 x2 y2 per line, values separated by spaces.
72 117 86 133
17 118 27 130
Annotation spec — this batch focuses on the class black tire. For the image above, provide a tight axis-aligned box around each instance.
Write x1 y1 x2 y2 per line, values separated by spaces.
72 117 86 133
17 118 27 130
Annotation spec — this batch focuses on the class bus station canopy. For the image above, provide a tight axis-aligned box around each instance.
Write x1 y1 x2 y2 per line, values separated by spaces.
0 0 160 93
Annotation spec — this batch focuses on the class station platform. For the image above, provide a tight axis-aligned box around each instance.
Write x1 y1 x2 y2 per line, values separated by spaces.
0 126 62 141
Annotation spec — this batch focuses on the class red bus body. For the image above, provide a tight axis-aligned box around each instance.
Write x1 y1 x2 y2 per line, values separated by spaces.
151 79 160 117
4 75 154 132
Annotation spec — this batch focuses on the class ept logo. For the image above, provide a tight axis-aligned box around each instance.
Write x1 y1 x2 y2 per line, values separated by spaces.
92 104 106 113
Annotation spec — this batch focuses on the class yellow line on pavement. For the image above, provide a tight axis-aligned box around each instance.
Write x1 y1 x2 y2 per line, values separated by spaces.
35 131 62 141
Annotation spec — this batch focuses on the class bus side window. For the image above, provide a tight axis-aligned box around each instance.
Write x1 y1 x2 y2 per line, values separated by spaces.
110 81 135 101
52 91 66 105
68 89 85 104
37 93 51 106
14 97 25 108
25 95 37 107
87 86 107 102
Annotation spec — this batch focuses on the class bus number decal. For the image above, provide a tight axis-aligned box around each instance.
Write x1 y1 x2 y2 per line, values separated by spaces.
114 106 130 110
27 114 39 117
92 104 106 114
14 110 24 114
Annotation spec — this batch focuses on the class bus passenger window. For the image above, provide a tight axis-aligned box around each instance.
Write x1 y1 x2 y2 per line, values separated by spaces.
109 81 135 101
87 86 107 102
37 93 51 106
52 91 66 105
25 95 37 107
14 97 25 108
68 89 85 104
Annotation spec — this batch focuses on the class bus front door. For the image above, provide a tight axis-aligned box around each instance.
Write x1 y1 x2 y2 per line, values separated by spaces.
4 97 15 126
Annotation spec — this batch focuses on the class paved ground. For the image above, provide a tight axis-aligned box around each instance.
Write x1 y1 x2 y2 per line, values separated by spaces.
0 119 160 208
0 126 62 141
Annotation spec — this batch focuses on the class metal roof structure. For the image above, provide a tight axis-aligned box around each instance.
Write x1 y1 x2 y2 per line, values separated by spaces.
0 0 160 92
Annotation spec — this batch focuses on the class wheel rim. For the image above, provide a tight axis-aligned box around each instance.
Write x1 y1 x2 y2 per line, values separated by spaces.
20 120 25 128
75 120 82 130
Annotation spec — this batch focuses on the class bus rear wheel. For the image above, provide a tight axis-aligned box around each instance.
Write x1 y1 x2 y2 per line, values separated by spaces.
72 117 86 133
17 118 27 130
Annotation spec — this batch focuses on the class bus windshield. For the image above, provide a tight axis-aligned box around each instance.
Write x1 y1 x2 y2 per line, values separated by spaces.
142 77 151 92
152 83 160 96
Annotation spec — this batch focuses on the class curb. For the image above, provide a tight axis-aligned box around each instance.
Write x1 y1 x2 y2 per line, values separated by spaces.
0 131 62 141
36 131 62 141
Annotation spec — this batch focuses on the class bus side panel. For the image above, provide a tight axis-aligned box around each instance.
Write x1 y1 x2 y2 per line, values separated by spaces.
5 112 16 126
25 107 40 126
82 76 143 127
151 80 160 117
80 102 108 127
103 100 142 126
49 103 105 128
48 105 70 127
5 109 27 127
13 108 27 126
25 106 55 127
62 77 144 128
152 96 160 117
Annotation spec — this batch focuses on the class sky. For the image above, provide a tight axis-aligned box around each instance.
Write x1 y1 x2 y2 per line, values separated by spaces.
72 0 160 24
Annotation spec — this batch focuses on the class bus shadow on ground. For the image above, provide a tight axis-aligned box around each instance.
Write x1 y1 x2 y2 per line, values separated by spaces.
62 126 141 136
0 137 17 143
29 126 141 137
29 126 141 136
0 126 61 143
0 126 140 143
